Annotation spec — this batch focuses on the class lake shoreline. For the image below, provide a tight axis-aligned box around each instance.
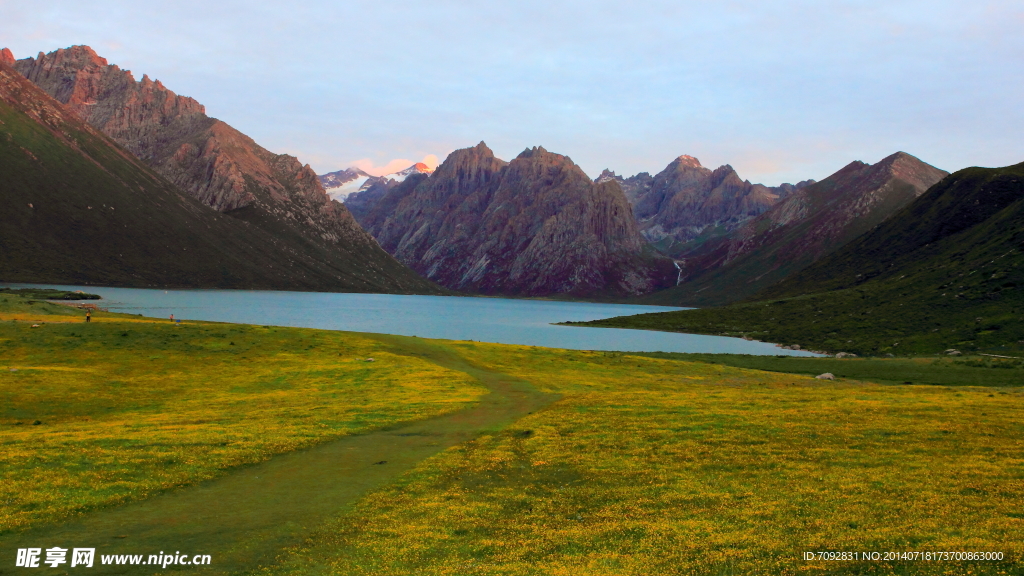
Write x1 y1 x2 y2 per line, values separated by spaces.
1 282 820 357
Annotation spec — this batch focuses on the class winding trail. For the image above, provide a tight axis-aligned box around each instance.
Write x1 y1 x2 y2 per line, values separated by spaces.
0 334 558 575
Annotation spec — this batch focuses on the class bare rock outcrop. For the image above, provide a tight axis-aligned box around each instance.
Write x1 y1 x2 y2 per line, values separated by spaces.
357 143 676 297
599 156 811 254
12 45 380 254
0 58 440 294
650 151 949 305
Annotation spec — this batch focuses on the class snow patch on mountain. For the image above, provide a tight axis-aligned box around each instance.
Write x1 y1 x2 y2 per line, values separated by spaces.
318 163 433 201
388 162 434 182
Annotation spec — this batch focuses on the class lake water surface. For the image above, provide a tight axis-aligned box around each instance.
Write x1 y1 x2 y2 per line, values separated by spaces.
5 283 818 356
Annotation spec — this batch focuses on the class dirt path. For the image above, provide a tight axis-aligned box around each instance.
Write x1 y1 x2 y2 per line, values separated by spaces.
0 334 557 575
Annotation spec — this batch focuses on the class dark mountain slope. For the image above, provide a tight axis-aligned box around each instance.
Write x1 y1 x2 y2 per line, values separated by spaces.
358 143 676 297
570 162 1024 356
0 61 441 293
7 45 439 293
760 163 1024 300
640 152 947 306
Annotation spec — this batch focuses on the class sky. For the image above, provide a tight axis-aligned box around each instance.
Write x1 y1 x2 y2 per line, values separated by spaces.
2 0 1022 184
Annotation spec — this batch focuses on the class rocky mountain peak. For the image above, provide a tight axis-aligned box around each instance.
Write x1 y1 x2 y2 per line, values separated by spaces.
597 170 655 205
675 154 702 168
319 167 370 188
837 160 870 174
663 152 949 305
392 162 434 179
517 145 554 160
0 58 442 295
45 45 107 67
14 45 207 138
879 150 929 171
874 152 948 197
0 48 14 66
353 144 676 297
433 141 505 174
627 154 810 252
11 45 396 260
710 164 739 188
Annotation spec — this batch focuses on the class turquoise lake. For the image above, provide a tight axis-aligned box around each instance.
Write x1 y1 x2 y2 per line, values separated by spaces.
4 284 819 356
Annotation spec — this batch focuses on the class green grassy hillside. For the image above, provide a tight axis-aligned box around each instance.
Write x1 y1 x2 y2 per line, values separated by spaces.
760 162 1024 301
636 153 946 307
0 63 443 294
570 163 1024 356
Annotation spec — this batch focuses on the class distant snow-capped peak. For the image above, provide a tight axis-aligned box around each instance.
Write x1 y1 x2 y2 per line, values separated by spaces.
388 162 434 182
317 167 372 202
318 163 434 201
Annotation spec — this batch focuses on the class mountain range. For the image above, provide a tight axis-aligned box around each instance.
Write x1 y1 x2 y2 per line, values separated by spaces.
574 160 1024 355
597 156 814 255
3 44 997 321
1 46 442 293
638 152 948 306
348 142 677 297
318 163 433 203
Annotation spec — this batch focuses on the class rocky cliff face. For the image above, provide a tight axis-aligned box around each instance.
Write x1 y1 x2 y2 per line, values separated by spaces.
640 151 949 306
12 45 385 260
595 169 654 205
602 156 811 255
357 142 676 297
0 58 442 293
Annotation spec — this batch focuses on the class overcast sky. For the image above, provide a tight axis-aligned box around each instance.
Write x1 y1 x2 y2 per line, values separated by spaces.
2 0 1021 183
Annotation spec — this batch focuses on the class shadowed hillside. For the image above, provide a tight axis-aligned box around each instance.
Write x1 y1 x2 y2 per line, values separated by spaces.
4 45 441 294
639 152 947 306
570 162 1024 356
0 59 443 293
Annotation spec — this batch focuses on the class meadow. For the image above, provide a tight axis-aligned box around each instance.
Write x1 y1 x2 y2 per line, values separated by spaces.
261 344 1023 575
1 291 1021 575
0 293 487 533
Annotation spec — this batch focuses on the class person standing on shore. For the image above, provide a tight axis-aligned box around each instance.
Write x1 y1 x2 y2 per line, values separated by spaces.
170 314 174 322
85 310 91 323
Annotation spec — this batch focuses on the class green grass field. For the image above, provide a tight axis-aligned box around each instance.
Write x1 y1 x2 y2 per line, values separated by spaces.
631 352 1024 387
0 294 486 533
260 343 1022 575
1 292 1021 575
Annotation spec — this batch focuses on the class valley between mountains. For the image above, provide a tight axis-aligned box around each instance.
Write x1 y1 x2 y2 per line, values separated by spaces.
2 44 1022 356
1 38 1022 576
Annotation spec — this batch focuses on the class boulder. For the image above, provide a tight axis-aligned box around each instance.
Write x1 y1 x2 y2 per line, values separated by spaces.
815 373 836 380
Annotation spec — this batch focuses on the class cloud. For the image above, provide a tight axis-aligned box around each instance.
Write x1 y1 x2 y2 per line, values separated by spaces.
349 154 439 176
